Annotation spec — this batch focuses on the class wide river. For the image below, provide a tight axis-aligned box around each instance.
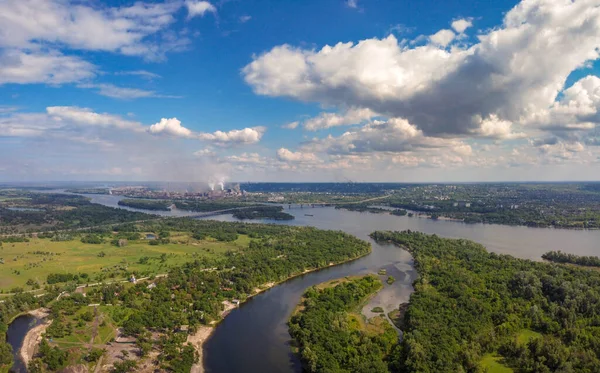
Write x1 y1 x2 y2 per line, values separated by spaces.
16 192 600 373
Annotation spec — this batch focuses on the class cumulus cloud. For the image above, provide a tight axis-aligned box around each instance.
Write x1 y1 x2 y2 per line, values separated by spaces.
186 1 216 19
524 75 600 132
198 127 266 145
346 0 358 9
276 148 319 163
306 118 469 156
243 0 600 139
429 29 455 47
148 118 193 137
303 107 377 131
451 18 473 34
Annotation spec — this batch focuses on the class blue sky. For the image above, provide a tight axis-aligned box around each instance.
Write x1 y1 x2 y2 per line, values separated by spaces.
1 0 599 182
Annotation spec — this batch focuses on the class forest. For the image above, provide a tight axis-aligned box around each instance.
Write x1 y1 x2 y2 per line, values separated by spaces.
118 199 171 211
289 275 398 373
0 218 370 373
370 230 600 372
232 206 294 220
542 251 600 267
0 193 151 233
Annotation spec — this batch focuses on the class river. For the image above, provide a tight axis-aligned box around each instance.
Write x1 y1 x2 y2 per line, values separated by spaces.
6 315 43 373
8 193 600 373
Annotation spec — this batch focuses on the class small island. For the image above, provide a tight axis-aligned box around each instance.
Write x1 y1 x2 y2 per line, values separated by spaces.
289 275 398 373
232 206 295 220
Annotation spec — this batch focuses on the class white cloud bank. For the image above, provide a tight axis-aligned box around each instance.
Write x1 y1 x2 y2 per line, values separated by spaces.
243 0 600 139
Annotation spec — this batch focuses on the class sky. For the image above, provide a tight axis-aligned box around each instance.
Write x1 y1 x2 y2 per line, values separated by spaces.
1 0 600 183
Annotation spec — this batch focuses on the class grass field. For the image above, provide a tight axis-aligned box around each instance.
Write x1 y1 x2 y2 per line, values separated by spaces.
480 354 514 373
0 232 249 291
516 329 543 345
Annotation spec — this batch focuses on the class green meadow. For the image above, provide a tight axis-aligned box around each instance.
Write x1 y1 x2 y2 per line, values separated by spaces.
0 232 249 291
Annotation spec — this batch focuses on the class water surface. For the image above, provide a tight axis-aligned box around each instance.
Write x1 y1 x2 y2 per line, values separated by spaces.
6 315 42 373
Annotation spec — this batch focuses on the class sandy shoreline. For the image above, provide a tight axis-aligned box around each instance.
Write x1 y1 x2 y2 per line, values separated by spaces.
20 308 51 367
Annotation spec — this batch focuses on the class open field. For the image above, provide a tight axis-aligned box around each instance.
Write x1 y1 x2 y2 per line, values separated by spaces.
0 232 250 291
480 354 513 373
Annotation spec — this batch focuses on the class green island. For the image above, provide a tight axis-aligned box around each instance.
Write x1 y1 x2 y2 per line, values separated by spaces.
289 275 398 373
0 218 370 373
117 199 172 211
367 230 600 372
232 206 294 220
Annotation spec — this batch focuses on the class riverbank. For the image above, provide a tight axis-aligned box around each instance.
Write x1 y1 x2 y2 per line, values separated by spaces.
19 308 51 368
191 250 372 372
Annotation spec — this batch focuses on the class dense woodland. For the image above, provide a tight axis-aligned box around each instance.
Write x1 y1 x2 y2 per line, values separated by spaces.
542 251 600 267
0 193 151 233
232 206 294 220
289 276 398 373
118 199 171 211
371 231 600 372
0 218 370 372
172 200 256 212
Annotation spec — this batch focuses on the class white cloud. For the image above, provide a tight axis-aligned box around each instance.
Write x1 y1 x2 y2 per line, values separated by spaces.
243 0 600 139
239 15 252 23
282 121 299 129
0 0 184 60
78 83 181 100
46 106 143 131
276 148 319 163
186 1 216 19
306 118 468 156
148 118 193 137
471 114 526 139
193 148 216 157
524 75 600 132
198 127 266 145
346 0 358 9
429 29 455 47
114 70 161 80
451 18 473 34
0 49 96 85
303 107 377 131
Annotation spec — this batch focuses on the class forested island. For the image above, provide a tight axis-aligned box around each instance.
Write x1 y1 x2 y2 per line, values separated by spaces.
289 275 398 373
0 218 370 373
117 199 171 211
368 230 600 372
232 206 294 220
